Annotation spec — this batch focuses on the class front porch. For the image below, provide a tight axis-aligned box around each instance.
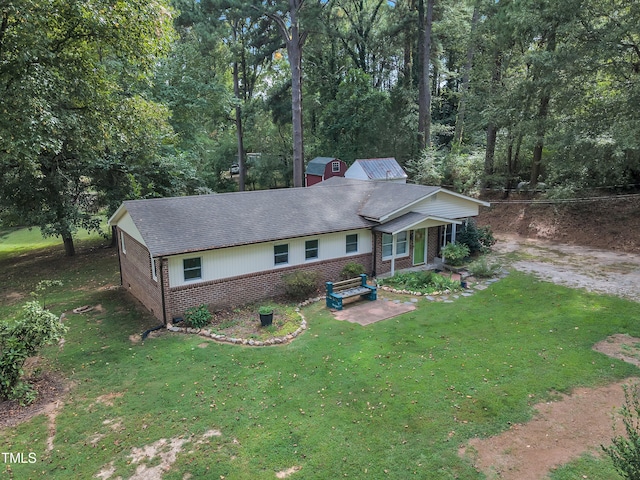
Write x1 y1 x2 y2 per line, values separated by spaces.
373 212 462 278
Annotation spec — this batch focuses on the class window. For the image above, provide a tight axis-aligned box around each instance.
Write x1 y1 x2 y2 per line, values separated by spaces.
274 244 289 265
382 232 408 259
183 257 202 281
346 234 358 253
305 239 319 260
331 161 341 173
441 224 455 247
151 254 157 281
382 233 393 258
120 231 126 254
396 231 408 255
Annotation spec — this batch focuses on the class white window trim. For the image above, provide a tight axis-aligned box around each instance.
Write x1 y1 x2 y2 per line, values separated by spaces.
382 232 409 260
331 161 341 173
305 239 319 261
274 244 289 265
183 257 202 282
346 234 358 254
150 254 158 281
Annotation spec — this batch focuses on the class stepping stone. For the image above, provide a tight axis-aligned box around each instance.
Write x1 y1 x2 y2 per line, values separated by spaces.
444 300 454 303
410 298 419 303
462 293 474 297
474 284 488 290
425 296 436 301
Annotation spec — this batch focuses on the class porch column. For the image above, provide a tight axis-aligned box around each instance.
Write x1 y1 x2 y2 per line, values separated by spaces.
451 223 457 243
391 233 396 277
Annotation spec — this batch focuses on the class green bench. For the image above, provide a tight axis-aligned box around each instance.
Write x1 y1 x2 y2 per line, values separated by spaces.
325 274 377 310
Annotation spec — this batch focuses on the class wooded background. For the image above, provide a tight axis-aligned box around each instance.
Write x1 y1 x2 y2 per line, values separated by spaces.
1 0 639 254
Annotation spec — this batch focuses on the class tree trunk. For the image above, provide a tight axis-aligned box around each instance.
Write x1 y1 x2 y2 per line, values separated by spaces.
454 4 479 147
418 0 434 149
233 60 246 191
529 30 556 189
482 51 502 189
287 0 305 188
63 234 75 257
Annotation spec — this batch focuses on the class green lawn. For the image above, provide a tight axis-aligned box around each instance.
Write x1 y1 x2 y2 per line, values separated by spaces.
0 227 636 479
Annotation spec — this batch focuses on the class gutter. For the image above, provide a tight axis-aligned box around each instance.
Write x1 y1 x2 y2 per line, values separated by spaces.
159 257 167 325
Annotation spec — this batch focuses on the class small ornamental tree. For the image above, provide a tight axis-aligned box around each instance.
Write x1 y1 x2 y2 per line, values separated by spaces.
602 383 640 479
0 301 68 405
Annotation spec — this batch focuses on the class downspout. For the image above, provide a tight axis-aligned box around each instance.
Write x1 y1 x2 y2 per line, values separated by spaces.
159 257 167 325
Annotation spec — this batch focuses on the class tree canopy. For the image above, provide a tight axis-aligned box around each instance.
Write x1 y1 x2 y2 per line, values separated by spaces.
2 0 640 253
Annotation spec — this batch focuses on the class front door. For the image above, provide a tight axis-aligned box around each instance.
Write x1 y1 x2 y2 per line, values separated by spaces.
413 228 426 265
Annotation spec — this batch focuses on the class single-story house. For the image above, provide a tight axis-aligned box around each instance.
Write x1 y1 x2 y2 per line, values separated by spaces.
345 157 408 183
108 177 489 323
305 157 347 186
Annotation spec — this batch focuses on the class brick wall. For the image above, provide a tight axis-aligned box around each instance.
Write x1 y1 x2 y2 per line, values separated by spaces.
118 229 164 321
427 226 440 262
165 253 372 320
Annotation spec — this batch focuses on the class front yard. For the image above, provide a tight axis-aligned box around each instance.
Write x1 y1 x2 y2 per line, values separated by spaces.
1 229 638 479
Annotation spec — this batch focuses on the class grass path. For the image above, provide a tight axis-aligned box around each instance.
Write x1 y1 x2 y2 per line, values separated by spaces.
0 228 637 479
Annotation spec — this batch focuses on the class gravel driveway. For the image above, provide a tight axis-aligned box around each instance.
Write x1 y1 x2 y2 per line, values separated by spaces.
492 234 640 303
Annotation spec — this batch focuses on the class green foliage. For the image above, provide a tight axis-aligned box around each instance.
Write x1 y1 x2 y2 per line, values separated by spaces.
602 383 640 479
258 305 274 315
378 270 462 294
33 280 64 309
457 219 496 255
467 258 502 278
441 242 470 266
340 262 366 280
184 304 212 328
282 271 319 300
0 301 67 404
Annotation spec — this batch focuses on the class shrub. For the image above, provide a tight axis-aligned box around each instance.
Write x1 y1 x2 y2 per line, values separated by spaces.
0 301 68 405
282 271 319 300
457 219 496 254
602 382 640 479
184 304 212 328
467 258 502 278
340 262 365 280
258 305 273 315
441 242 470 266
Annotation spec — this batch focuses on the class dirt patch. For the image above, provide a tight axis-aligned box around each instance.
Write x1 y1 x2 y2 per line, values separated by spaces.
477 195 640 254
461 376 634 480
96 429 223 480
94 392 125 407
276 465 302 478
0 372 69 430
490 235 640 303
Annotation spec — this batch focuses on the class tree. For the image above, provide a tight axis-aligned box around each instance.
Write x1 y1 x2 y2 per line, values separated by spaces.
262 0 310 188
0 0 175 255
602 382 640 480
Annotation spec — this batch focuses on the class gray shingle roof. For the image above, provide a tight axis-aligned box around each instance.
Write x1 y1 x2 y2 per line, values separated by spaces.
353 158 408 180
113 178 480 257
121 182 374 257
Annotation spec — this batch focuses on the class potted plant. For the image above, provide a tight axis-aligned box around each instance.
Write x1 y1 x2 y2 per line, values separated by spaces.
258 305 273 327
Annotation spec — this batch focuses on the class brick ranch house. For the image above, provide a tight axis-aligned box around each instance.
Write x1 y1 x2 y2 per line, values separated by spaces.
108 177 489 323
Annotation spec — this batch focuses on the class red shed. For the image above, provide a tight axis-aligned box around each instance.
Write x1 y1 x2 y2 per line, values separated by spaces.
305 157 347 186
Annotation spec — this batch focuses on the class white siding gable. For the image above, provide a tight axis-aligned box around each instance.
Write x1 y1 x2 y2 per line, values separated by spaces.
117 212 146 246
400 192 481 220
168 229 372 287
344 162 368 180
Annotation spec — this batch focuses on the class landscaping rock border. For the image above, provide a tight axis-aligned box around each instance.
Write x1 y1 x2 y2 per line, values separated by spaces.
378 270 509 302
165 296 324 346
